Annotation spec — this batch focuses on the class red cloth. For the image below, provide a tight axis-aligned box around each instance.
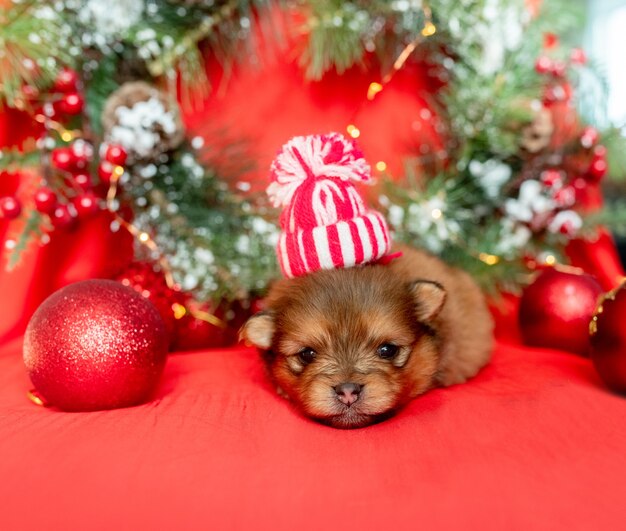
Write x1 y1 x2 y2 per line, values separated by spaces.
1 338 626 530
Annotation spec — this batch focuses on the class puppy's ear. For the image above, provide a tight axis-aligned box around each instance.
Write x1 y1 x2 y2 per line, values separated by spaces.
239 312 276 349
409 280 446 321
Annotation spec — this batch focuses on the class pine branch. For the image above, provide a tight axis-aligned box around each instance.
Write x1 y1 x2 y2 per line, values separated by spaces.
0 142 39 173
0 1 77 108
6 210 43 271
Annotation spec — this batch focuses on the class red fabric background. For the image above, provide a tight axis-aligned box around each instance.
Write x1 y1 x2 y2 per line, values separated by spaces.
2 337 626 530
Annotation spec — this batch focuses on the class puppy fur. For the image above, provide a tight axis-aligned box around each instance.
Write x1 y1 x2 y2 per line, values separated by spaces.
241 245 493 428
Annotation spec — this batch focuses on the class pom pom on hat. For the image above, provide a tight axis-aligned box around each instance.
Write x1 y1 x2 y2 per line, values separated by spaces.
268 133 391 278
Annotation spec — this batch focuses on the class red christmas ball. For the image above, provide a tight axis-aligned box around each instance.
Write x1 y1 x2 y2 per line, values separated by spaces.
51 204 75 229
57 92 84 115
0 196 22 219
590 282 626 394
34 187 57 214
73 193 99 217
104 144 128 166
51 147 76 171
519 269 603 356
23 279 168 411
54 67 79 93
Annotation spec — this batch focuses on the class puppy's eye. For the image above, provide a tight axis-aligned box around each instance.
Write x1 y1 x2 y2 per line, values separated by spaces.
297 347 316 365
377 343 399 359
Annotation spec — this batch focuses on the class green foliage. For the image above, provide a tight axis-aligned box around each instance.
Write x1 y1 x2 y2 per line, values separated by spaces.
126 148 278 301
0 1 77 108
6 210 43 270
0 144 39 173
603 128 626 181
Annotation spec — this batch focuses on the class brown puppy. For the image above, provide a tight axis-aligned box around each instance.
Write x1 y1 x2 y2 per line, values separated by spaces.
241 245 493 428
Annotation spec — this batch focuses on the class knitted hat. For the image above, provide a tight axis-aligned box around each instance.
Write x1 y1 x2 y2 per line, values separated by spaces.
268 133 391 278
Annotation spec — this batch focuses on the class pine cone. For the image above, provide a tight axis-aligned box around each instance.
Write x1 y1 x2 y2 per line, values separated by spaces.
102 81 185 163
520 106 554 154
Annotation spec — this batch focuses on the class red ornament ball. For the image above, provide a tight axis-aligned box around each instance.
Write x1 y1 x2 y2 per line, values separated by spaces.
104 144 128 166
54 67 79 93
57 92 84 115
34 187 57 214
23 279 168 411
590 282 626 394
0 196 22 219
519 269 603 356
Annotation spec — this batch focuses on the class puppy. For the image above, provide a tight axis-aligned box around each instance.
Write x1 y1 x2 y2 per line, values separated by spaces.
241 245 493 428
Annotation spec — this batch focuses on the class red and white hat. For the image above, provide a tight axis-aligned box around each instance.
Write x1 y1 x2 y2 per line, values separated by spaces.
268 132 391 278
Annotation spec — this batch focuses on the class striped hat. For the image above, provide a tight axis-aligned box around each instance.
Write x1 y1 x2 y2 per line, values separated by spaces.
267 133 391 278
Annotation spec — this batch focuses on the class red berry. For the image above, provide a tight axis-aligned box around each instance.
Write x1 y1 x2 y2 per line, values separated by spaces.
57 92 84 115
553 186 575 207
535 56 553 74
543 33 559 49
73 193 99 217
573 177 587 192
21 84 39 101
570 48 587 65
54 67 79 93
593 144 607 158
51 204 75 229
551 61 567 77
540 169 562 188
104 144 128 166
98 161 114 184
588 157 607 182
0 196 22 219
559 220 576 236
34 187 57 214
68 141 91 170
73 173 92 190
51 147 76 171
580 126 599 148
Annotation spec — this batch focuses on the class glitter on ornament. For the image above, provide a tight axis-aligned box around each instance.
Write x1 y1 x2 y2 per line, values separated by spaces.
23 279 168 411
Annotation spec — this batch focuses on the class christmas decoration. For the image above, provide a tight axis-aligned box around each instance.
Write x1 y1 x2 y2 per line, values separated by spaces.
519 269 603 356
590 281 626 394
268 133 390 277
0 196 22 219
0 0 625 323
23 279 168 411
34 187 57 214
102 82 184 163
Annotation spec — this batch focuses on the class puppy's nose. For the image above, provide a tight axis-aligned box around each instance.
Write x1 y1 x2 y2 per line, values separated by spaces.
334 382 362 406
